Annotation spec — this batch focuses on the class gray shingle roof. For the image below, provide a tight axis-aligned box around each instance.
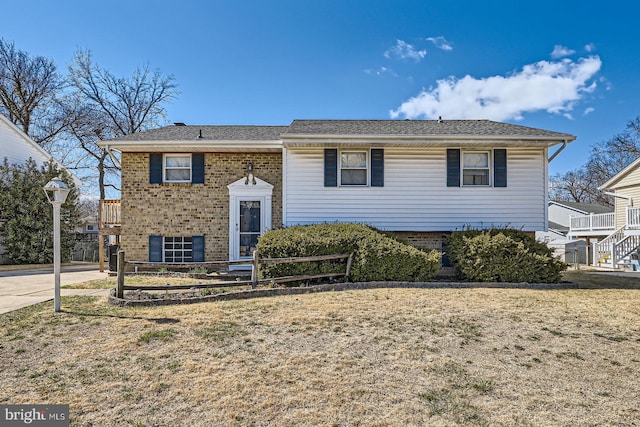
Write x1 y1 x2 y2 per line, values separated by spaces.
283 119 575 139
106 119 575 142
109 125 288 142
551 200 613 214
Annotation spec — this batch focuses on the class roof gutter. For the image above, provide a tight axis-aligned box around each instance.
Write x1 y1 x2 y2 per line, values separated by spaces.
604 191 633 207
547 140 569 163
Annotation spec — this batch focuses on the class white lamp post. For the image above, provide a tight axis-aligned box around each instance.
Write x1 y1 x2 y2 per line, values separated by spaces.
44 177 70 312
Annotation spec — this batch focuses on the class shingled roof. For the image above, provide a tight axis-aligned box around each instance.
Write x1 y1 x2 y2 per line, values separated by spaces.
100 120 575 152
109 125 288 142
283 119 575 139
551 200 613 214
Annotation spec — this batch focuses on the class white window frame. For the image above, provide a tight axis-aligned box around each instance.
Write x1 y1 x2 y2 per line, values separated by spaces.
462 151 491 186
339 150 368 186
163 236 193 263
164 154 192 183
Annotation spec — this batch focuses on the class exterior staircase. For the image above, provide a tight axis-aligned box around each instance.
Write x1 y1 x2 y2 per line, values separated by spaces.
594 225 640 268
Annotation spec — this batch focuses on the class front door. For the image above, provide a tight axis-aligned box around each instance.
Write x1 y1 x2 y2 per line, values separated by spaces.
227 175 273 267
238 200 261 259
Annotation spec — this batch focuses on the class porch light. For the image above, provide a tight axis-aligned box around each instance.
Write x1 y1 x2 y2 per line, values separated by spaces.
245 162 256 185
43 177 70 312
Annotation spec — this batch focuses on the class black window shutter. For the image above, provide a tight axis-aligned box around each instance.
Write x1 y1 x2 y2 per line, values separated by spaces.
192 236 205 262
446 149 461 187
494 149 507 187
371 149 384 187
192 153 205 184
149 235 162 262
324 149 338 187
150 154 163 184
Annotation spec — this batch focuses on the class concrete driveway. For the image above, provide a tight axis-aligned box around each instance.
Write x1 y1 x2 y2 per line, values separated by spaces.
0 263 109 314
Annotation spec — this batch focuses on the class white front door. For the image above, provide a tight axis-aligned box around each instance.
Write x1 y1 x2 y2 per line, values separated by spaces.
227 176 273 267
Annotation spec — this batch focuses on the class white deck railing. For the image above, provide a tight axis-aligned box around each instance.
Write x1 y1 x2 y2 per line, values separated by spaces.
569 212 615 232
627 206 640 228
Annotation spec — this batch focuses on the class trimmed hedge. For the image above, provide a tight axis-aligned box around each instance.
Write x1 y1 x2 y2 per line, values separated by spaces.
446 228 566 283
256 223 440 284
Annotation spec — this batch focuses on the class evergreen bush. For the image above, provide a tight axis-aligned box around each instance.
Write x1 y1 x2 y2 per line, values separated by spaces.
257 223 440 284
446 228 566 283
0 158 79 264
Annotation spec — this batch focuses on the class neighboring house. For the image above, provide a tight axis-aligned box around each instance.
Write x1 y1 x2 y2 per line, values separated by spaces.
0 113 77 264
541 200 613 241
76 215 99 237
540 200 613 264
576 157 640 268
0 113 62 169
98 119 575 267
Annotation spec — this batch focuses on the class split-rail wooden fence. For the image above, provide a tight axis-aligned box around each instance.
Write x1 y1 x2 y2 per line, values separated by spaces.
115 250 353 298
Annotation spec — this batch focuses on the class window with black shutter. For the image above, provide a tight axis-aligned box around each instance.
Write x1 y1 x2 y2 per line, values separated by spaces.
149 153 204 184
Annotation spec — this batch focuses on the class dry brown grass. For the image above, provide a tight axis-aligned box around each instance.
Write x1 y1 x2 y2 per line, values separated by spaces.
1 271 639 426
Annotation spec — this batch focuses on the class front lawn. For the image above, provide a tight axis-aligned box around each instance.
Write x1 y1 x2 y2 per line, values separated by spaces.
1 271 638 426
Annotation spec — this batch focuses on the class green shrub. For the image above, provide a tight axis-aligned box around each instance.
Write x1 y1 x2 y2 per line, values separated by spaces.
446 228 566 283
256 223 440 284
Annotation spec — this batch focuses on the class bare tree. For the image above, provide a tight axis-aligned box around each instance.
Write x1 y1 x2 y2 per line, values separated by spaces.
0 39 67 146
585 116 640 185
550 116 640 206
549 169 612 206
66 50 178 199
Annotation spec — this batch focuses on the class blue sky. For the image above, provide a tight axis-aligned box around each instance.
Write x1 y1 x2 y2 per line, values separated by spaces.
3 0 640 177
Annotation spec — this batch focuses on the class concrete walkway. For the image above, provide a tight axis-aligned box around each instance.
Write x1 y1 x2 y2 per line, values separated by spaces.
0 263 109 314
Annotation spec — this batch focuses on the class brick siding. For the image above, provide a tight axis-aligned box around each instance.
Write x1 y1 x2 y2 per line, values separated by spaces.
121 152 282 261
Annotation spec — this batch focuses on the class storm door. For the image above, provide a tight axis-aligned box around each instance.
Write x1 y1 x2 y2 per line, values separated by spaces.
227 175 273 268
238 200 261 258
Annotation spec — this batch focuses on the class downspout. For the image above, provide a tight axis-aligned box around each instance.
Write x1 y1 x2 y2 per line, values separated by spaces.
104 145 121 169
548 140 568 163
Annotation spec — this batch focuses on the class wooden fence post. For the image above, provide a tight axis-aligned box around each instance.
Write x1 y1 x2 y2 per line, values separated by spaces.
345 252 354 281
116 250 125 298
251 250 259 289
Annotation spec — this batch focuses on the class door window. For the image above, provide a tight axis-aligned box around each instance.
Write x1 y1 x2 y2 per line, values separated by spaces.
239 201 261 257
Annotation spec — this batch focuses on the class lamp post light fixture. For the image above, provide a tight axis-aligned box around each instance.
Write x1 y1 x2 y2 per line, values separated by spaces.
43 177 70 312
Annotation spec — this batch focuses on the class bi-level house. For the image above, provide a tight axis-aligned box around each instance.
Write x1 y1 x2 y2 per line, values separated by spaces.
98 119 575 270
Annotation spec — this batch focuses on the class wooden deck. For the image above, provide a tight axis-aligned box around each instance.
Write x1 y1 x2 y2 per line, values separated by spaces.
99 200 121 272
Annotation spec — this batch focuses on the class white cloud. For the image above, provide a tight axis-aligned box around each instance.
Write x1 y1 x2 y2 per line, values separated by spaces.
551 44 576 58
584 107 595 115
389 56 602 121
384 40 426 62
584 43 596 52
364 66 397 77
426 36 453 51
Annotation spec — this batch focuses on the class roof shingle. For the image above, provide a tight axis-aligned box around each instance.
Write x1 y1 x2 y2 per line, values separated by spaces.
283 119 575 139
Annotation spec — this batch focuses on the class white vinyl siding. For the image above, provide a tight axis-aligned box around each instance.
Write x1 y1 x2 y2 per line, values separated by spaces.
0 117 53 167
608 167 640 229
284 147 546 232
